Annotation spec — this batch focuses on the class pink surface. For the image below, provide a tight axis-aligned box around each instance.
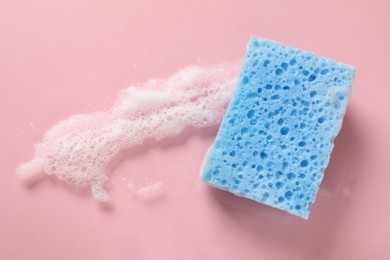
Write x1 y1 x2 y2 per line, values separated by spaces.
1 0 389 259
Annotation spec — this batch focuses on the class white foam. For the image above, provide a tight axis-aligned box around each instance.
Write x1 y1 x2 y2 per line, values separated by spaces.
17 62 240 201
137 182 163 196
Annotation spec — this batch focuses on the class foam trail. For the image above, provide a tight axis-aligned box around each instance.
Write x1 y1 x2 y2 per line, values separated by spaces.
17 62 240 201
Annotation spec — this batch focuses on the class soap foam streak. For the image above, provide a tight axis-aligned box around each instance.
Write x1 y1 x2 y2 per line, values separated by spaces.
17 62 240 201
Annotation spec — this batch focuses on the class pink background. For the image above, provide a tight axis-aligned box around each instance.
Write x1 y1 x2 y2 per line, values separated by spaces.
1 0 389 259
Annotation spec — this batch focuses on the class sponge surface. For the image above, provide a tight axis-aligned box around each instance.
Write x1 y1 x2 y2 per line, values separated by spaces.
202 37 355 219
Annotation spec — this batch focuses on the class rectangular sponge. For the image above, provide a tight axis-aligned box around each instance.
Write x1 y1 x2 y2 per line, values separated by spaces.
201 36 355 219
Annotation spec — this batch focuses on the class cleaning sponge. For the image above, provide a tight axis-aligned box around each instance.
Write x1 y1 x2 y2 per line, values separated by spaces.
201 36 355 219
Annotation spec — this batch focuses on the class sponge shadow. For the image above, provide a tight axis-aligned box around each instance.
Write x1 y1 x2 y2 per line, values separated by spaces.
205 109 366 259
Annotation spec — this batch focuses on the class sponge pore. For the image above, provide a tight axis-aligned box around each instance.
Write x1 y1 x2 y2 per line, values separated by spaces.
201 37 355 219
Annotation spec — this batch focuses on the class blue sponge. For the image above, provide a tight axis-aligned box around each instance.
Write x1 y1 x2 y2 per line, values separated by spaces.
201 36 355 219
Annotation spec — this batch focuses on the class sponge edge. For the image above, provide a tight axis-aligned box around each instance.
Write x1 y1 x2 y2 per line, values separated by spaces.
201 36 355 219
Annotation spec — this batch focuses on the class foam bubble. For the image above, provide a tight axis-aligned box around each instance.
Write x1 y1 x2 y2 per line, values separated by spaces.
137 182 163 196
17 62 240 201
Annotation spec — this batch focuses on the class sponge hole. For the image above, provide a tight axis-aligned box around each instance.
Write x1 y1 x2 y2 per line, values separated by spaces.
280 126 289 135
247 110 255 118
